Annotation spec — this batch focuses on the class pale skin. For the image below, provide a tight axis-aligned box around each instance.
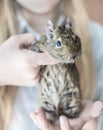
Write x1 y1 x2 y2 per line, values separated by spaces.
15 0 103 129
32 100 103 130
0 0 61 86
0 34 58 86
0 0 102 129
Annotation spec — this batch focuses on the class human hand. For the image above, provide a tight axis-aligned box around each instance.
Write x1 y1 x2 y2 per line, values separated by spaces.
31 100 103 130
0 33 58 86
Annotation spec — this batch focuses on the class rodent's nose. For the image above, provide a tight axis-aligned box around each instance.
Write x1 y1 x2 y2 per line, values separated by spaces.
74 36 81 47
75 35 80 43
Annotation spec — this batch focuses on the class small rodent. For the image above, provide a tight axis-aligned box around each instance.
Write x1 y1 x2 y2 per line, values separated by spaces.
30 19 82 122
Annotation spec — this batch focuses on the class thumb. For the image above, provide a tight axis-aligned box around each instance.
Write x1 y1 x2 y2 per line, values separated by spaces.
60 116 72 130
90 101 103 118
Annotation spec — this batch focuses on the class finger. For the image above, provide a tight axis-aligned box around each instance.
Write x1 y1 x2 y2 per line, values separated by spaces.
24 50 59 65
80 100 100 122
69 118 84 130
82 118 97 130
60 116 72 130
72 100 103 130
31 108 53 130
90 101 103 118
9 33 35 46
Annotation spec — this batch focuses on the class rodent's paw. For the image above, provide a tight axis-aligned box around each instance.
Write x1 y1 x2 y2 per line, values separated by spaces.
64 105 81 118
44 109 56 123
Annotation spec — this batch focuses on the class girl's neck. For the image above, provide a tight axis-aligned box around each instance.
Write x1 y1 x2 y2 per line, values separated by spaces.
18 4 62 34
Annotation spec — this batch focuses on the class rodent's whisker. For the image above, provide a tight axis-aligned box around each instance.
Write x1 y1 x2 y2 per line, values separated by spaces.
82 47 97 53
82 48 97 56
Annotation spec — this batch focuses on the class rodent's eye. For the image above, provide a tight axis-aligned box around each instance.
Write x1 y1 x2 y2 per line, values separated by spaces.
56 41 62 47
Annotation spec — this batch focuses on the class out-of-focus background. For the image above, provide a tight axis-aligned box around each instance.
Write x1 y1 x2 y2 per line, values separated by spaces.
83 0 103 25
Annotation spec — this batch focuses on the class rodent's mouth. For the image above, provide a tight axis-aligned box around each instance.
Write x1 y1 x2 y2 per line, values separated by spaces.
53 54 78 63
71 56 76 60
66 56 76 63
69 56 76 63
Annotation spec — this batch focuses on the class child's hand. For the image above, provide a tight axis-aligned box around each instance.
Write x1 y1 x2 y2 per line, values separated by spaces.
0 33 58 86
31 100 103 130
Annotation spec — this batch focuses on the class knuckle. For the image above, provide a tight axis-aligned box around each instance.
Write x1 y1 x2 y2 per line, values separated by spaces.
10 35 19 41
26 33 34 39
26 33 35 42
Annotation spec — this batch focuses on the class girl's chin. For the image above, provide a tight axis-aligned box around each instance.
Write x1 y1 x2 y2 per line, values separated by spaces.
29 8 56 15
16 0 61 15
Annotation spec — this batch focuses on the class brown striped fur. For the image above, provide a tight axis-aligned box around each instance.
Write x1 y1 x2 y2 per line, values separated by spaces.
30 20 82 122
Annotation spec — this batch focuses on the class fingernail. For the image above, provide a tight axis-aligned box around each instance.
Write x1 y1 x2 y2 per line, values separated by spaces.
60 116 67 124
30 110 39 119
35 108 43 115
94 101 103 111
91 101 103 117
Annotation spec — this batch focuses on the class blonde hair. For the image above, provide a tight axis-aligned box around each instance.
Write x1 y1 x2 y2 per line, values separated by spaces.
62 0 95 98
0 0 95 129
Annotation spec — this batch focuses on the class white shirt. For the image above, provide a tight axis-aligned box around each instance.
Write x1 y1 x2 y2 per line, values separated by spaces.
8 13 103 130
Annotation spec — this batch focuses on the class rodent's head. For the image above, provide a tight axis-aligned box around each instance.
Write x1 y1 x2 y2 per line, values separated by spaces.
40 19 81 63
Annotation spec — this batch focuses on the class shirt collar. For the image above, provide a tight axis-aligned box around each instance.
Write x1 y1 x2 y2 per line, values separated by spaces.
16 11 66 40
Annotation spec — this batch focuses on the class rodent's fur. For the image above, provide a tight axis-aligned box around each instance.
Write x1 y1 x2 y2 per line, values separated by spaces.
30 19 82 122
0 0 95 129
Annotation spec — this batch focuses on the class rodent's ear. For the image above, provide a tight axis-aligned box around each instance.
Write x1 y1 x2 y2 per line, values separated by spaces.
46 20 55 39
65 18 72 29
